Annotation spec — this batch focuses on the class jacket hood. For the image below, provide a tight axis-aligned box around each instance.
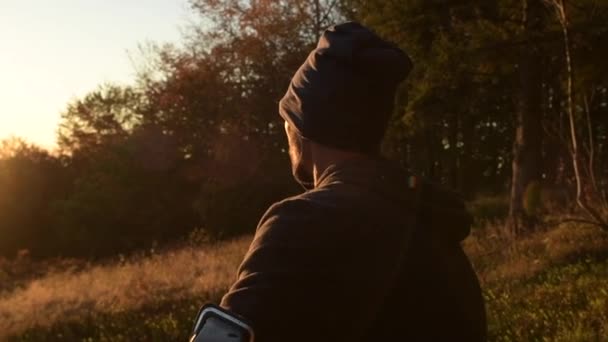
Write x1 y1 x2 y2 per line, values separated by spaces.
316 158 472 243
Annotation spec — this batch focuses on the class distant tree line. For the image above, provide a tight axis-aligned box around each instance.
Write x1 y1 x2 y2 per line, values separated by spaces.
1 0 607 258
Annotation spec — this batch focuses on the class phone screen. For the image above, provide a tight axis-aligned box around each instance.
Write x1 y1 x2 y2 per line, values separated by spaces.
191 305 253 342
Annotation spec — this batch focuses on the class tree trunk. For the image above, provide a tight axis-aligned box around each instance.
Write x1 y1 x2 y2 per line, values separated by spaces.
554 0 608 230
460 114 475 198
508 0 544 233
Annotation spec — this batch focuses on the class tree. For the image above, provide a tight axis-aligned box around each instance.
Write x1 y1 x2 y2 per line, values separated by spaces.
349 0 521 195
542 0 608 231
507 0 545 233
133 0 347 237
58 84 142 155
53 84 201 257
0 139 68 257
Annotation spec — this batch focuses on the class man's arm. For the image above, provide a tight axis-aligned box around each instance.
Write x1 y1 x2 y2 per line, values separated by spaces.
220 199 341 341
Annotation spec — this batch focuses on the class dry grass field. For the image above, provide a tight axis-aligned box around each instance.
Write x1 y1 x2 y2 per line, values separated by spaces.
0 237 249 341
1 221 607 341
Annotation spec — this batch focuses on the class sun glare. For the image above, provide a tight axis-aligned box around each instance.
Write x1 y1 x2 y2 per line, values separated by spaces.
0 0 188 151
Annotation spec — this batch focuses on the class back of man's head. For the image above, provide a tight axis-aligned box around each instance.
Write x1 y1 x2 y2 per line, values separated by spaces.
279 22 413 154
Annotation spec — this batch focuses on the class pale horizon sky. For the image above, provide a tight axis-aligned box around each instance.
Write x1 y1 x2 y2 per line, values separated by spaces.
0 0 192 150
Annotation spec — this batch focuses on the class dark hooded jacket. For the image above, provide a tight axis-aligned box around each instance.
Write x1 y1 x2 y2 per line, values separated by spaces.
221 158 487 341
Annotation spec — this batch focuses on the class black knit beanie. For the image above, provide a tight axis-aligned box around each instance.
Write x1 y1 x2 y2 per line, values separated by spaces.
278 21 412 153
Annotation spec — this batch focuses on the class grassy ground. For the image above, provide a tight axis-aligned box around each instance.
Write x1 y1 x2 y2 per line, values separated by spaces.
0 238 248 341
466 222 608 341
1 222 607 341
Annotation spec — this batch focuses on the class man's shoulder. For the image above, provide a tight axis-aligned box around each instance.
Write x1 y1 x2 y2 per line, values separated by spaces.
253 189 344 241
267 183 354 216
271 187 343 212
260 190 334 225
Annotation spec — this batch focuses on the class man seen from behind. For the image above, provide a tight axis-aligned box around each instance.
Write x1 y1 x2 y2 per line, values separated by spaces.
220 21 487 342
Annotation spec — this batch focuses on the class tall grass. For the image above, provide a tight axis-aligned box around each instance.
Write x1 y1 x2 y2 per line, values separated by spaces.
0 238 248 340
1 221 607 341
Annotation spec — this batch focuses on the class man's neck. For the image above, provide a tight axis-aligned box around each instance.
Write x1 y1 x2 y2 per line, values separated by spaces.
311 148 371 188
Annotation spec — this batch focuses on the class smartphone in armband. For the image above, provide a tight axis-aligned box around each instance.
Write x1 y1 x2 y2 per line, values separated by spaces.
190 304 254 342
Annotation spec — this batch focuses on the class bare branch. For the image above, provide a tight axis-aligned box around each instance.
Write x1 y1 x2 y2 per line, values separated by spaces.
319 0 339 26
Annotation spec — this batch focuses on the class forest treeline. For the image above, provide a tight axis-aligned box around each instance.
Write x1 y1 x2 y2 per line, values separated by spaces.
1 0 607 258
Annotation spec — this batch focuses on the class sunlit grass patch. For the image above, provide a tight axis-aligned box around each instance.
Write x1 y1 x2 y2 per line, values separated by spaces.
467 221 608 341
9 298 206 342
0 237 249 340
486 258 608 341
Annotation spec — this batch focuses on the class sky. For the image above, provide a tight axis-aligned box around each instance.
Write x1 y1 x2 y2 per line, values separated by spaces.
0 0 192 150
